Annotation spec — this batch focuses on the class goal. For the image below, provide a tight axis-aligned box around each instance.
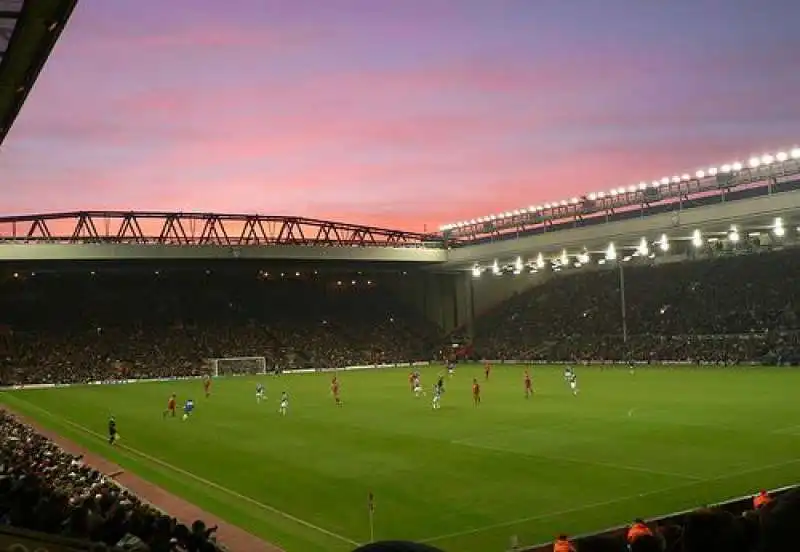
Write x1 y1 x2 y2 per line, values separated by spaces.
207 357 267 377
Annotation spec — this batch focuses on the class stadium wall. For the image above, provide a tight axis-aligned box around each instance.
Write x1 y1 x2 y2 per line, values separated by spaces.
470 270 551 318
386 269 551 336
384 272 466 333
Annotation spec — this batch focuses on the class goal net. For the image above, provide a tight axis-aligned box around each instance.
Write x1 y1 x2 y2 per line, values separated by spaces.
207 357 267 377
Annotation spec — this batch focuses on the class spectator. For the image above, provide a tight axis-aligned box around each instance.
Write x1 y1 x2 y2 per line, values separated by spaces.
0 410 224 551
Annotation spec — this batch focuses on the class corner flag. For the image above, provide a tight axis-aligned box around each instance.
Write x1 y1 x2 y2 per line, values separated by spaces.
368 491 375 542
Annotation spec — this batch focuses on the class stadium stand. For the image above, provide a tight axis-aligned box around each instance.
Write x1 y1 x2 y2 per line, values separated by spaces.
522 485 800 552
473 248 800 365
2 251 800 551
0 270 440 386
0 409 222 552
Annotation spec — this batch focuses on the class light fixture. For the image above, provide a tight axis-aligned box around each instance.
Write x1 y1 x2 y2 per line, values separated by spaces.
692 229 703 248
658 233 669 252
774 217 785 237
637 237 649 256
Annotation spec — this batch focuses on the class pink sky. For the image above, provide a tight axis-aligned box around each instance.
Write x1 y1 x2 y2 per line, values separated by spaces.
3 0 799 231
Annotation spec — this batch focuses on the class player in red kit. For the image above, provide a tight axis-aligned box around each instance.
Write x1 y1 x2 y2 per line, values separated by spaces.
524 370 533 399
163 394 177 418
472 378 481 406
203 375 211 398
484 362 491 381
331 376 342 406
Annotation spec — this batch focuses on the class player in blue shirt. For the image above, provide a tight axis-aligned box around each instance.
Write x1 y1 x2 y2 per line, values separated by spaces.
182 399 195 420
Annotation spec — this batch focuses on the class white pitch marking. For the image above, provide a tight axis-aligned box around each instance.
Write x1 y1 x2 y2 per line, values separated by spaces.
6 395 360 547
452 438 702 481
421 455 800 544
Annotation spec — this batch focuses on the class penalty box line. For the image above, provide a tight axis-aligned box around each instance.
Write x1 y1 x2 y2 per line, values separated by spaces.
5 395 360 548
420 455 800 544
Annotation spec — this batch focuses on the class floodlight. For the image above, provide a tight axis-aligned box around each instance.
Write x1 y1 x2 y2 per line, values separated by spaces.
598 258 607 265
597 191 606 198
732 162 742 171
721 164 732 173
652 180 660 187
512 210 520 216
605 242 617 261
774 217 785 237
791 148 800 159
439 225 447 231
729 226 740 243
528 206 536 212
610 189 618 196
762 154 774 165
560 249 568 265
748 157 760 168
776 151 788 162
637 237 649 256
692 229 703 248
588 193 597 200
577 250 590 264
617 187 626 194
695 170 705 179
544 203 551 209
658 234 669 252
623 255 632 262
681 174 691 181
470 219 477 224
639 181 648 190
504 212 513 218
627 185 637 192
536 253 545 269
514 256 523 272
560 199 568 206
671 176 680 183
660 177 669 185
708 167 718 176
471 265 481 278
491 260 501 275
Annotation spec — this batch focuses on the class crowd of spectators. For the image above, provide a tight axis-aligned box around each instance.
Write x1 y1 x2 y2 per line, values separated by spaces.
473 249 800 364
0 270 439 386
541 486 800 552
0 410 222 551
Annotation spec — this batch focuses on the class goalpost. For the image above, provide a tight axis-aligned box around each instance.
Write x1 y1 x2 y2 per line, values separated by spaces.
207 357 267 377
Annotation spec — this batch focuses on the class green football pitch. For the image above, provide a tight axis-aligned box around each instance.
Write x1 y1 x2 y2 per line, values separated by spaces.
2 365 800 552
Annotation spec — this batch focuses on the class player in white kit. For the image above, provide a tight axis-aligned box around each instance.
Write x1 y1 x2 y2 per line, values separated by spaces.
279 391 289 415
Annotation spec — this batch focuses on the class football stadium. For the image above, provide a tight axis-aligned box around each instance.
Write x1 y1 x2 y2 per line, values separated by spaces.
2 2 800 552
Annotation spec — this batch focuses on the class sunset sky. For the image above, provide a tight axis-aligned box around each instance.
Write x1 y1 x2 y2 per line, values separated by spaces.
3 0 799 231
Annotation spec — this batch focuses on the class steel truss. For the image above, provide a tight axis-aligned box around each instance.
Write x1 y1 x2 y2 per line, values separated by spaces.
0 211 442 247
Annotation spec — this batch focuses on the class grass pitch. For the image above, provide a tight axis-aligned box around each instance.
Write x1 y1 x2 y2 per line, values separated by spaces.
2 365 800 552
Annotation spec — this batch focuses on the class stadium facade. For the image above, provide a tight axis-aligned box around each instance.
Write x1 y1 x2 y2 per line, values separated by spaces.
1 148 799 337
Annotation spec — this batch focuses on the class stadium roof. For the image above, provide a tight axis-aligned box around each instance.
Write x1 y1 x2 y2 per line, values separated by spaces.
0 0 76 145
